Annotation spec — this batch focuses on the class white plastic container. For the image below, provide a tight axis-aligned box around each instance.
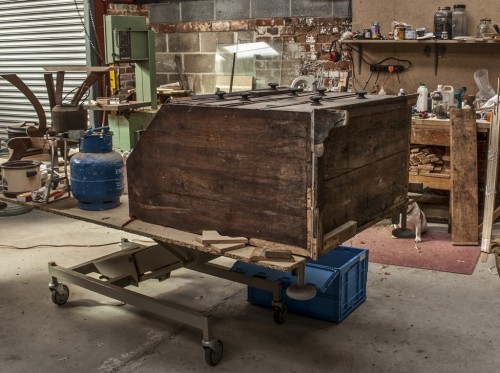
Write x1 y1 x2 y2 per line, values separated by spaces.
441 85 455 108
416 83 429 112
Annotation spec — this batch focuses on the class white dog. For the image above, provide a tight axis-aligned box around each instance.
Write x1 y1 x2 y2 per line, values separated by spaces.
392 202 428 243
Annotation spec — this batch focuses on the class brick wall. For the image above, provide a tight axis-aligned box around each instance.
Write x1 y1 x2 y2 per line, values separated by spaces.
107 1 352 94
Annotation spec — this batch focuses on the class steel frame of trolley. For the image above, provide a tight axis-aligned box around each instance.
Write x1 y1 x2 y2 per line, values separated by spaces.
47 239 290 366
0 196 307 366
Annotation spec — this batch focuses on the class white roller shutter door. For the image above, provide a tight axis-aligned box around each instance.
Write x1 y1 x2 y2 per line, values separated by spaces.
0 0 87 125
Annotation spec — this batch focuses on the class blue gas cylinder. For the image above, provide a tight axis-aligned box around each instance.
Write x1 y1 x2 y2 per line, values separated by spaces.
70 127 124 210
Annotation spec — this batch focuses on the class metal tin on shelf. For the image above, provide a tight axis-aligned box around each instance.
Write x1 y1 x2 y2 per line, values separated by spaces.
405 29 417 39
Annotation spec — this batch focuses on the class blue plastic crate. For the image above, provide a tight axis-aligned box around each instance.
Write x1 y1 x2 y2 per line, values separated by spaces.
230 246 368 323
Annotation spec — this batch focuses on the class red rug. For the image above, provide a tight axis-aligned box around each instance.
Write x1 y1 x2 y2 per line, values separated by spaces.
343 225 481 275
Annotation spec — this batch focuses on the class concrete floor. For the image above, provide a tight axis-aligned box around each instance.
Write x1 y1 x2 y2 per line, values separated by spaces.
1 207 499 373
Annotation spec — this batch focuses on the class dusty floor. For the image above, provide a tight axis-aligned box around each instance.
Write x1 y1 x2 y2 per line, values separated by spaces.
1 207 499 373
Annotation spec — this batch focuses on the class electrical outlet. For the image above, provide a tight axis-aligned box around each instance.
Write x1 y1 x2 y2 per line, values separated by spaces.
370 64 405 72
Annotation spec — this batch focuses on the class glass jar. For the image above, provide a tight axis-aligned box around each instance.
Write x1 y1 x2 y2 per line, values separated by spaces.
452 4 467 38
434 6 452 39
477 18 494 38
432 90 447 119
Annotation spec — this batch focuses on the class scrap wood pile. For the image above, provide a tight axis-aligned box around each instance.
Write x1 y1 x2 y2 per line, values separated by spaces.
409 146 450 178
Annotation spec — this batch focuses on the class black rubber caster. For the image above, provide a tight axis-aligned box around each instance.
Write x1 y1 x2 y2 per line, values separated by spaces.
204 340 223 366
51 284 69 306
273 303 288 325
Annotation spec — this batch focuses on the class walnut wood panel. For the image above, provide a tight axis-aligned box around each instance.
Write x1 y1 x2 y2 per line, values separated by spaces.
319 101 411 180
320 151 409 253
316 100 411 258
128 105 311 248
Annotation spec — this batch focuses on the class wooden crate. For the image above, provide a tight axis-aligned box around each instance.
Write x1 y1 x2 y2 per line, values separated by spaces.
127 91 415 259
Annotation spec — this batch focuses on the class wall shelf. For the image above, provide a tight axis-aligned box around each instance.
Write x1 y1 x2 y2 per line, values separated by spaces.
341 38 500 75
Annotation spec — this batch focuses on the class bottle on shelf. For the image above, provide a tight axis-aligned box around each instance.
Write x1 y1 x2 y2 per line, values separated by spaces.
452 4 467 38
416 83 429 112
434 6 452 39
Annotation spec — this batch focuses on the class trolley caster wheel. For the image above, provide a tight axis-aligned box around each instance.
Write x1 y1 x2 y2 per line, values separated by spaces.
273 303 287 325
204 340 223 366
50 284 69 306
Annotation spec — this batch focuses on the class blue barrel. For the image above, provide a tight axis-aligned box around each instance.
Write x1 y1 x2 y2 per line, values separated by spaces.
70 127 124 211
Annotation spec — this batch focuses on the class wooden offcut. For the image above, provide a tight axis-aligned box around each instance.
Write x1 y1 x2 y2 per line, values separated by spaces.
450 108 478 245
249 247 293 262
209 242 247 254
196 230 248 245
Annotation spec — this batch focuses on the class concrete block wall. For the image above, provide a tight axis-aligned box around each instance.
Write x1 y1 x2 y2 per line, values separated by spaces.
107 1 352 95
148 0 351 22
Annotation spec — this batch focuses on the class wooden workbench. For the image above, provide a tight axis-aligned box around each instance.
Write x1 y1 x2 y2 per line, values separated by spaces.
410 117 489 190
410 113 488 244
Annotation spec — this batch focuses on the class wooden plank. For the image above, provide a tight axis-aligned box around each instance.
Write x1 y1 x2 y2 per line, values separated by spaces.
478 205 500 234
411 125 451 146
409 174 451 190
450 108 478 245
412 117 490 133
480 85 500 253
